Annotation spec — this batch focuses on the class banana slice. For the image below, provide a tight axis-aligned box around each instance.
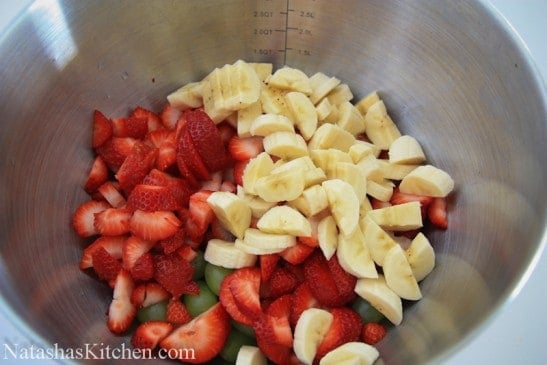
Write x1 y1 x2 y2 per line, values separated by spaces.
366 179 394 202
360 215 397 266
268 66 312 95
363 99 401 149
206 191 252 239
293 308 334 365
249 63 273 82
317 215 338 260
406 232 435 282
399 164 455 198
250 113 295 136
319 342 380 365
204 239 257 269
337 226 378 278
354 275 403 326
336 101 366 136
383 244 422 300
331 162 367 204
288 184 329 217
237 100 263 138
260 84 293 118
355 90 380 116
349 141 381 163
378 159 419 181
257 205 312 236
240 228 296 254
322 179 360 236
315 98 334 123
236 345 268 365
308 123 355 152
310 149 352 178
242 152 275 195
326 83 353 106
254 167 305 203
263 131 309 160
236 186 277 218
388 135 426 164
167 81 203 110
309 72 341 105
366 201 423 231
285 91 318 140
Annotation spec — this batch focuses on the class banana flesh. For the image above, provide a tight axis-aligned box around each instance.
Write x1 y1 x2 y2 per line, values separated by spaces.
293 308 334 365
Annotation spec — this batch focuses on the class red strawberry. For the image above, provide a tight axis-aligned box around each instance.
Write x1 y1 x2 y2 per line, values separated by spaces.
131 282 170 308
112 116 149 139
156 228 185 255
156 143 177 171
176 121 211 180
129 210 181 241
107 269 136 334
218 271 254 326
228 267 263 320
253 313 293 348
143 169 193 207
153 252 195 298
160 103 182 130
97 181 126 208
265 294 292 319
96 137 137 172
84 156 109 193
228 136 264 161
72 200 110 237
217 122 236 146
116 141 158 195
260 254 280 282
92 110 113 148
390 187 434 217
371 198 391 209
184 109 227 172
175 245 197 262
279 242 315 265
166 299 192 326
262 267 299 299
361 322 387 345
145 129 176 148
185 190 215 242
315 307 362 361
131 106 162 132
326 255 357 305
132 321 173 350
122 235 155 271
126 184 181 212
303 251 348 307
201 171 223 191
160 303 230 364
428 197 448 229
131 252 154 282
175 150 200 188
93 208 132 236
289 282 319 327
209 217 235 242
80 235 126 270
220 180 236 193
91 246 122 282
232 160 249 186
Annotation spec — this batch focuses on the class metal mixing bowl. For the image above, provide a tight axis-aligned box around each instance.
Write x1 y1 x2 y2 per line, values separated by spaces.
0 0 545 364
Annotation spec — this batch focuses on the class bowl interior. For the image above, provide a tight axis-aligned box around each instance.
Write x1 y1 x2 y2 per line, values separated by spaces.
0 0 546 364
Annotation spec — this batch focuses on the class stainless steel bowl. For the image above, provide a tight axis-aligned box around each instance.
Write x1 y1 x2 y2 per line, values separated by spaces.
0 1 545 364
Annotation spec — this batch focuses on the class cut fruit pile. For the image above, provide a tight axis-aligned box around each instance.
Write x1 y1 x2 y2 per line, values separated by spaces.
73 59 454 364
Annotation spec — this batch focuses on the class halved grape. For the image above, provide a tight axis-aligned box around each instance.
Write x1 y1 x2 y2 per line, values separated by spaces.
220 327 256 363
192 250 206 280
204 263 234 295
137 300 168 323
183 280 218 317
231 320 255 338
352 296 385 323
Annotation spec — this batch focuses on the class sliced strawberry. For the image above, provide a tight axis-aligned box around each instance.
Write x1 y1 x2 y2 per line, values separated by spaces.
219 271 254 326
279 242 315 265
72 200 110 237
326 255 357 305
228 267 262 320
370 198 392 209
201 170 223 191
185 190 215 242
298 214 322 247
254 313 293 348
216 121 237 147
220 180 236 193
160 303 230 364
91 246 122 282
132 321 173 350
131 106 162 132
107 269 136 334
209 217 235 242
92 110 113 148
96 137 137 172
315 307 362 361
145 129 176 148
153 252 195 298
166 298 192 326
262 266 299 299
160 103 182 130
84 156 109 193
176 245 197 262
289 282 319 327
129 210 181 241
131 252 154 282
156 228 185 255
361 322 387 345
122 235 155 271
232 160 249 186
390 187 434 217
176 122 211 181
112 116 149 139
126 184 181 212
428 197 448 229
303 251 347 307
93 208 132 236
184 108 227 173
131 282 170 309
97 181 126 208
80 235 126 270
143 169 193 207
156 143 177 172
265 294 292 320
260 254 280 282
115 141 158 195
228 135 264 161
175 150 200 188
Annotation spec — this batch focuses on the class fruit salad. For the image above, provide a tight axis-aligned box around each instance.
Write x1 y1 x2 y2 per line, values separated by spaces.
73 59 454 364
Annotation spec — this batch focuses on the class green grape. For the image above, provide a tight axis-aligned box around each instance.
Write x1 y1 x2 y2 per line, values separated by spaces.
137 300 168 323
192 250 206 280
220 328 256 363
352 296 385 323
231 320 255 338
204 263 234 295
183 280 218 317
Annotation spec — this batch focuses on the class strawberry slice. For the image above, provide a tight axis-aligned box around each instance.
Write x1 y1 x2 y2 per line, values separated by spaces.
371 198 391 210
160 303 230 364
303 251 348 307
176 122 211 181
361 322 387 345
107 269 136 334
130 106 162 132
260 254 280 282
132 321 173 350
130 282 170 309
72 200 110 237
428 197 448 229
228 136 264 161
209 217 235 242
315 307 362 361
116 141 158 195
228 267 262 320
326 255 357 305
216 122 237 147
218 271 254 327
262 266 299 299
92 110 113 148
97 181 126 208
129 210 181 242
91 246 122 282
143 169 193 207
390 187 434 216
279 242 315 265
156 228 185 255
220 180 236 193
265 294 292 319
126 184 181 212
122 235 155 271
289 282 319 327
232 160 249 186
84 156 109 193
130 252 154 282
153 252 195 298
175 244 197 262
253 313 293 348
160 103 182 130
80 235 126 270
96 137 137 172
93 208 132 236
185 190 215 242
112 116 149 139
166 298 192 326
184 109 227 173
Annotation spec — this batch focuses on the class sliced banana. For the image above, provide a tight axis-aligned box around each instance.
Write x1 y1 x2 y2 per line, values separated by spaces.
383 244 422 300
388 135 426 164
309 72 341 105
257 205 312 236
250 113 295 136
308 123 355 152
236 186 277 218
288 184 329 217
310 149 352 178
268 66 312 95
406 232 435 282
322 179 360 237
363 99 401 149
237 100 263 137
348 140 380 163
236 345 268 365
254 168 305 203
240 228 296 254
336 101 366 136
285 91 318 140
260 84 293 118
167 81 203 110
293 308 334 365
326 83 353 106
354 90 380 116
206 191 252 239
331 162 367 204
263 131 309 160
366 179 394 202
242 152 275 195
319 342 380 365
399 164 455 197
204 239 257 269
317 215 338 260
354 275 403 326
337 226 378 279
366 201 423 231
360 215 397 266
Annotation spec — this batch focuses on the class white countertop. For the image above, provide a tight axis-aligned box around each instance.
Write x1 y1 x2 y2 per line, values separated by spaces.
1 1 545 364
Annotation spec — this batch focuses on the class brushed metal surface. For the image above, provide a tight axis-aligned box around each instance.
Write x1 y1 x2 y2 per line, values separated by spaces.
0 0 545 364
